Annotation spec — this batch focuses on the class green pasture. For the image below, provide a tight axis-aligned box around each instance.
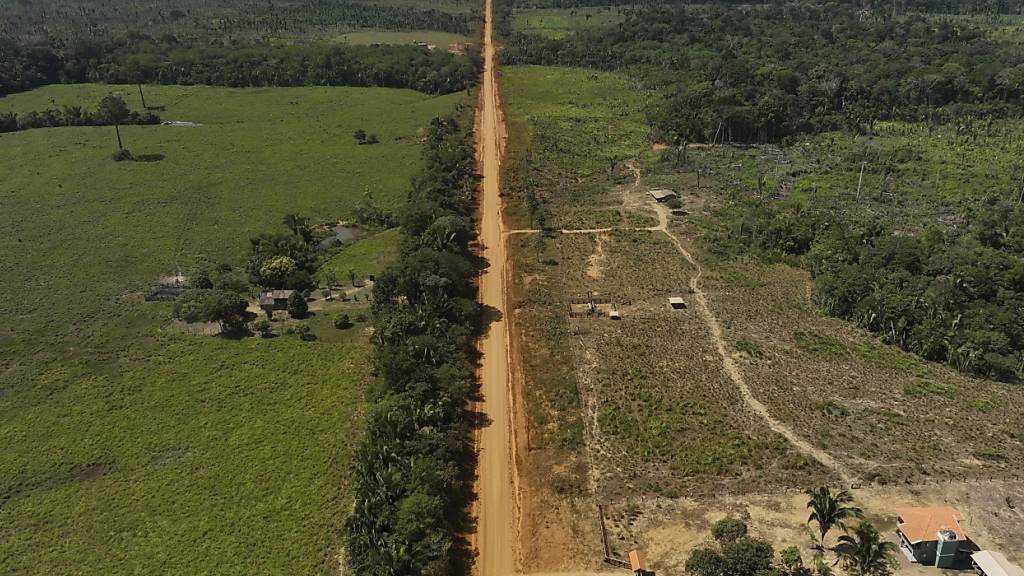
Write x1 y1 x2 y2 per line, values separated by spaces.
511 6 625 39
319 227 402 283
0 84 461 574
333 29 471 47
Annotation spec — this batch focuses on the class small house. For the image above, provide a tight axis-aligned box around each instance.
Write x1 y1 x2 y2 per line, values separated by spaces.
896 507 966 567
972 551 1024 576
609 310 621 320
648 189 678 203
668 297 687 310
260 290 295 313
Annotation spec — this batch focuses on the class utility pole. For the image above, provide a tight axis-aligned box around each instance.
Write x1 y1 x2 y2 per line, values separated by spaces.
855 161 866 203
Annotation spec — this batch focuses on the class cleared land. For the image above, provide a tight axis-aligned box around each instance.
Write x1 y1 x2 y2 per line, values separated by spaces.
0 84 461 574
511 7 625 39
333 30 472 48
503 66 830 571
501 65 1024 572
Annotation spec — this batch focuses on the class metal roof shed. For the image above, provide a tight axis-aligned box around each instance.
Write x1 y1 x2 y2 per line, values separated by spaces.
649 189 678 202
973 551 1024 576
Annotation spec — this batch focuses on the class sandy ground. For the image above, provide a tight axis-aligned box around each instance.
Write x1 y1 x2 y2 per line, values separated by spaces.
627 480 1024 575
473 0 518 574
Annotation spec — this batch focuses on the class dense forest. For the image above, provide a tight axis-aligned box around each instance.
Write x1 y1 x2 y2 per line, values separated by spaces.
1 0 475 42
504 0 1024 14
344 116 481 575
500 3 1024 143
0 36 480 96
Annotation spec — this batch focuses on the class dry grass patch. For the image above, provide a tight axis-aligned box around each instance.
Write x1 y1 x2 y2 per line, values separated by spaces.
698 256 1024 484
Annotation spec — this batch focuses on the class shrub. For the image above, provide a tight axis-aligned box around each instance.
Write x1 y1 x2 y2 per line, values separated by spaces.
173 289 248 333
287 290 308 318
687 548 725 576
294 323 314 341
112 148 134 162
334 313 353 329
712 517 748 544
252 318 272 337
722 537 774 576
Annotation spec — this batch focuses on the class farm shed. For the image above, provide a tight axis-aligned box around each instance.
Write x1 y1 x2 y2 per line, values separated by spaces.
629 549 655 575
896 507 966 567
972 551 1024 576
259 290 295 312
609 310 621 320
648 189 678 202
668 297 687 309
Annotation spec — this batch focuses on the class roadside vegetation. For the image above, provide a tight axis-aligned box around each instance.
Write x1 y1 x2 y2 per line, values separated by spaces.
344 116 481 575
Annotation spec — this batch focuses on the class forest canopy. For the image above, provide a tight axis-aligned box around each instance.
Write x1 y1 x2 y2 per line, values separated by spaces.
501 2 1024 143
0 36 480 96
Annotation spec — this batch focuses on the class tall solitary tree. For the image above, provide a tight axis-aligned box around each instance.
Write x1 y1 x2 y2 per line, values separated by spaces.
98 95 130 151
806 486 863 547
834 522 898 576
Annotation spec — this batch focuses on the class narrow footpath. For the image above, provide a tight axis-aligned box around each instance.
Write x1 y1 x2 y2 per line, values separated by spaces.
473 0 518 573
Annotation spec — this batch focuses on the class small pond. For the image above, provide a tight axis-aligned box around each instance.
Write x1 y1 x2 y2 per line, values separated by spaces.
320 225 357 248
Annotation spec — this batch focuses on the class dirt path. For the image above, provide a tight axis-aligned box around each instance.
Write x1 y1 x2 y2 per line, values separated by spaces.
648 199 857 486
473 0 519 573
509 161 856 487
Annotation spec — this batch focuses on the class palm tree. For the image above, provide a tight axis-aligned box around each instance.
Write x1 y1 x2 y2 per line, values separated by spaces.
834 521 898 576
806 486 863 547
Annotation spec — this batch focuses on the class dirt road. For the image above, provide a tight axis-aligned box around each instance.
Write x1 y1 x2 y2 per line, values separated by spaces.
473 0 518 574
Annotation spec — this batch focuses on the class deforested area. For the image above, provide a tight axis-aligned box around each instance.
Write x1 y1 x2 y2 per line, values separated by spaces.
497 1 1024 574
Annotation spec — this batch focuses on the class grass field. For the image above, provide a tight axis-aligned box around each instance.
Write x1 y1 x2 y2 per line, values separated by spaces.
501 66 652 229
511 7 625 39
503 66 650 454
0 84 462 574
318 227 403 284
